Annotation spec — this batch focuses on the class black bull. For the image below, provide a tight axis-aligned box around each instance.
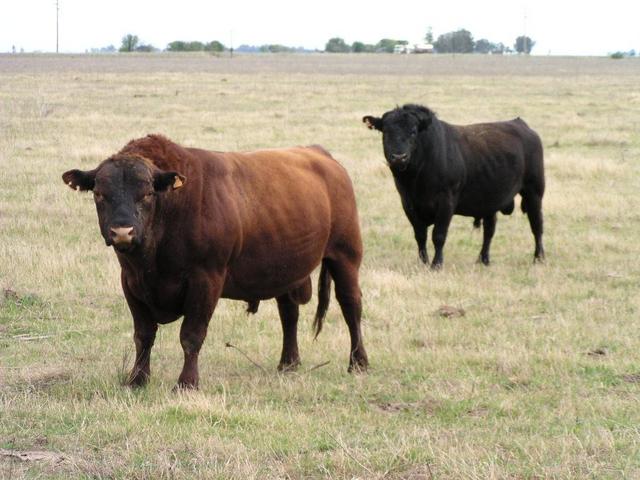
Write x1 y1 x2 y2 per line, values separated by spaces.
364 104 545 268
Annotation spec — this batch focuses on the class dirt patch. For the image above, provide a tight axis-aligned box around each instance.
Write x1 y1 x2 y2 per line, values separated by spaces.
392 464 436 480
436 305 466 318
586 347 608 357
621 373 640 383
0 448 66 463
466 405 490 417
375 398 442 415
409 338 430 349
3 288 19 301
2 288 45 308
26 370 72 391
3 369 72 393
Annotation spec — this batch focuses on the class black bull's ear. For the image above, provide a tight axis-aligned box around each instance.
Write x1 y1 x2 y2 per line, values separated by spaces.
413 111 432 131
404 105 434 131
153 171 186 192
62 169 96 191
362 115 383 131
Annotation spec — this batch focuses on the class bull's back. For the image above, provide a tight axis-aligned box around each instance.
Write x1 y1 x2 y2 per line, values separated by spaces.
454 120 532 216
217 147 357 299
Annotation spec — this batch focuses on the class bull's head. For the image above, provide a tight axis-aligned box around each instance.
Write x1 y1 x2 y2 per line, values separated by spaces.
62 156 185 253
363 104 434 171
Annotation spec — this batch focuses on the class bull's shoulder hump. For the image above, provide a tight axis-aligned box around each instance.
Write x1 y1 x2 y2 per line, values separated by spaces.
513 116 529 127
120 134 194 171
235 146 338 166
229 147 350 182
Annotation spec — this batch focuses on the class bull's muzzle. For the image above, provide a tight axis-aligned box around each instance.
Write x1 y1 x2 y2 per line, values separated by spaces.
391 153 409 162
110 226 135 247
388 153 410 171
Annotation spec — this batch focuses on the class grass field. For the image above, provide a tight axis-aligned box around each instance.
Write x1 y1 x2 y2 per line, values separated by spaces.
1 53 640 479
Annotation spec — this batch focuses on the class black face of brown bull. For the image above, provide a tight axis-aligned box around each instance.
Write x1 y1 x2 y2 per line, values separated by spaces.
62 157 185 253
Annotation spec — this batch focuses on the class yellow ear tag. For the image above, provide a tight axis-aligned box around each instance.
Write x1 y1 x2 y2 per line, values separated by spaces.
173 176 184 189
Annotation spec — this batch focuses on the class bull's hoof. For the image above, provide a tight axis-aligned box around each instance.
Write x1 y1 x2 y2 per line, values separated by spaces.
430 262 443 271
173 383 198 392
419 249 428 264
277 359 301 373
125 370 149 388
348 353 369 373
173 377 199 391
478 255 490 266
534 253 545 264
348 362 369 374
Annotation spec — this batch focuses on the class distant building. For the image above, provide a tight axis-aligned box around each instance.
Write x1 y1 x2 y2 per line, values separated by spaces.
413 43 434 54
395 43 434 54
394 44 410 54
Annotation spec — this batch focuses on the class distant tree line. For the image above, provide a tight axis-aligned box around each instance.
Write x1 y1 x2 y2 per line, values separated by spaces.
610 49 636 59
325 37 409 53
119 34 157 52
235 44 316 53
114 30 537 55
117 34 226 53
167 40 225 52
324 30 536 54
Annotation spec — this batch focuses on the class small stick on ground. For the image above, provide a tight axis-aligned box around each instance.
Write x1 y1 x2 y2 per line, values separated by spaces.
225 342 268 374
304 360 331 374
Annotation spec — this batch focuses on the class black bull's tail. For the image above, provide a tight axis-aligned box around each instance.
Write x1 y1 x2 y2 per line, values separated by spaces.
313 259 332 339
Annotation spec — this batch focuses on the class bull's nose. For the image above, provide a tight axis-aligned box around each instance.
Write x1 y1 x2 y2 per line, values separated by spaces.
391 153 409 162
110 226 135 245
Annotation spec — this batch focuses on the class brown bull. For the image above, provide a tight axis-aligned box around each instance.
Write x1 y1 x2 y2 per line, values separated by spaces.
62 135 368 388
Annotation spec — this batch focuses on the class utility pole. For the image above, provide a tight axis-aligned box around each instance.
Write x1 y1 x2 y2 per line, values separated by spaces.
56 0 59 53
523 6 528 54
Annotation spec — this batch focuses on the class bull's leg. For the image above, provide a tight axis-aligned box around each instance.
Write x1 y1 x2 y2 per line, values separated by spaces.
276 294 301 372
522 190 545 262
122 280 158 387
478 213 497 266
402 199 428 264
176 272 223 390
129 318 158 387
327 256 368 372
431 199 454 270
412 221 429 264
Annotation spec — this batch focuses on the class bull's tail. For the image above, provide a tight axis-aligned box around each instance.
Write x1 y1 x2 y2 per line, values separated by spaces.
313 259 332 339
473 217 482 229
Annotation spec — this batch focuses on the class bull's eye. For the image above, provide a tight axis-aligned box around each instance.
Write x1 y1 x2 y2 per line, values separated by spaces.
94 192 104 202
140 191 154 203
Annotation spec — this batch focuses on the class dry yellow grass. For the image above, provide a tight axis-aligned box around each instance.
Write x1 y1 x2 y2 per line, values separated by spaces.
1 53 640 479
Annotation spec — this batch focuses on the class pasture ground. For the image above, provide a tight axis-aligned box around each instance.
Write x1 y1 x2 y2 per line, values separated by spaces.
1 53 640 479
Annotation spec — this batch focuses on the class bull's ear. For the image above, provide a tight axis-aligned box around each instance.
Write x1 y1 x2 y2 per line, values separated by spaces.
363 115 383 131
154 171 186 191
417 113 432 131
62 169 96 191
406 105 433 131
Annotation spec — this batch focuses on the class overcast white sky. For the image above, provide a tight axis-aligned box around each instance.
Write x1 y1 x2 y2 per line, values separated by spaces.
1 0 638 56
